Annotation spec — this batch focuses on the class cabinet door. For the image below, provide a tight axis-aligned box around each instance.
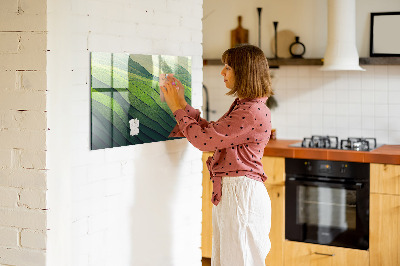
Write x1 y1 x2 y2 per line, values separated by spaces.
264 184 284 266
284 241 369 266
201 152 213 258
370 163 400 195
262 156 285 185
370 193 400 266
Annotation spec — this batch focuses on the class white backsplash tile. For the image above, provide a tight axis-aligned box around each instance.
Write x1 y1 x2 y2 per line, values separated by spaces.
349 115 363 129
204 65 400 144
388 77 400 91
298 67 312 78
286 77 299 89
389 104 400 117
348 90 362 103
323 87 336 103
335 73 349 90
374 77 388 91
362 116 375 130
388 91 400 104
389 117 400 131
361 90 375 103
388 131 400 143
336 90 349 103
336 103 349 116
374 90 388 104
298 77 311 89
375 130 389 144
348 72 362 90
285 66 299 77
349 128 363 137
336 115 349 129
348 103 362 116
362 129 375 138
336 128 350 140
375 117 389 129
375 104 389 117
374 65 388 77
361 104 375 116
323 103 336 115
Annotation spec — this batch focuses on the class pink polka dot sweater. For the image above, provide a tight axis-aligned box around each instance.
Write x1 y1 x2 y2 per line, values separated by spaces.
169 97 272 206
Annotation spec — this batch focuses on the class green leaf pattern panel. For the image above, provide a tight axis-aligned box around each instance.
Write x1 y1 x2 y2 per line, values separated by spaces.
90 52 192 150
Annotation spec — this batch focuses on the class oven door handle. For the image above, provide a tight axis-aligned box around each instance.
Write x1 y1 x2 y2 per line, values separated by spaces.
287 177 364 189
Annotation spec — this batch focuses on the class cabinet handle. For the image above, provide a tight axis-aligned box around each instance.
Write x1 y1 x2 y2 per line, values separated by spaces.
314 252 335 257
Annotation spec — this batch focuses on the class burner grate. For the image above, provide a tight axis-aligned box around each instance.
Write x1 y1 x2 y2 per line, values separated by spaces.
340 137 377 151
301 135 339 149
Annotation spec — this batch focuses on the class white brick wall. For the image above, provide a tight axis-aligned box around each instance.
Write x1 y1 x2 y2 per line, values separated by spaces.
47 1 203 266
0 0 48 265
21 229 47 250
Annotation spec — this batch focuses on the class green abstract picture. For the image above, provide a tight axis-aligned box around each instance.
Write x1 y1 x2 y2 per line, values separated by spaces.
90 52 192 150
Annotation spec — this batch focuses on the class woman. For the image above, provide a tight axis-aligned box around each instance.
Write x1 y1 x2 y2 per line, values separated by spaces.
161 44 273 266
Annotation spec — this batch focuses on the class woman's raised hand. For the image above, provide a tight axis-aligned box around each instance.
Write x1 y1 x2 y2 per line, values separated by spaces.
170 76 187 108
160 75 186 113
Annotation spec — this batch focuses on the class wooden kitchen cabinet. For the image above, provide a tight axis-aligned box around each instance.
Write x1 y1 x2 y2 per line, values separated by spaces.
370 193 400 266
370 163 400 266
262 156 285 266
261 156 285 186
201 154 286 266
370 163 400 195
264 184 285 266
284 241 369 266
202 152 213 258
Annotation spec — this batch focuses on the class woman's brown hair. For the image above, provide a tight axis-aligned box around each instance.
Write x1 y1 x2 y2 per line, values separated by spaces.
221 44 273 99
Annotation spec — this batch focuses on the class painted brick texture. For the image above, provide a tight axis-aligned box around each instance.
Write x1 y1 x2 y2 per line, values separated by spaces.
0 0 47 265
2 0 203 265
46 0 203 266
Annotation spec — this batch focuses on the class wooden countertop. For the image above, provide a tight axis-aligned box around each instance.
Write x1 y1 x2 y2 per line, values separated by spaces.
263 139 400 165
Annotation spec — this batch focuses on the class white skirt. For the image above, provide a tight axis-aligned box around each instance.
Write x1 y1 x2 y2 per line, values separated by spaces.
212 176 271 266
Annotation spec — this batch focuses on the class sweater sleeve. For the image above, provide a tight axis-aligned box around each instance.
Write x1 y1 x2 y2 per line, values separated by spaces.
168 104 210 138
172 106 257 152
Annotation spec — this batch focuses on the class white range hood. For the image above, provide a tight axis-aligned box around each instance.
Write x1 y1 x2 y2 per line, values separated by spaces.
320 0 365 71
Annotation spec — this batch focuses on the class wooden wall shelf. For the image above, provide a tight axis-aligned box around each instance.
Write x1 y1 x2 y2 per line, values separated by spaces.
203 58 323 67
359 57 400 65
268 58 323 67
203 57 400 67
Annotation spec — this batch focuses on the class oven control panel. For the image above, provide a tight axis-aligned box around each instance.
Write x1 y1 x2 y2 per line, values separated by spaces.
286 158 369 180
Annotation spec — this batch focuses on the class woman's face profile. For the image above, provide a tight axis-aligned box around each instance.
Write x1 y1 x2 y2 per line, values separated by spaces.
221 64 235 89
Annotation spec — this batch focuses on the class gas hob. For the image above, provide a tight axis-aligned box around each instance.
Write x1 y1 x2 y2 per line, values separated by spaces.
289 135 382 151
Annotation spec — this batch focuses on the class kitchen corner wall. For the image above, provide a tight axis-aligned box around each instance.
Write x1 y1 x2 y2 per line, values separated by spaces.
46 1 203 266
203 0 400 145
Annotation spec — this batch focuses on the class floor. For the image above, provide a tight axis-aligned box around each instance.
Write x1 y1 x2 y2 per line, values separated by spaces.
202 257 211 266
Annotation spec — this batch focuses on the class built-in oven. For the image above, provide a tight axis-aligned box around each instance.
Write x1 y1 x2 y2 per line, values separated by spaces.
285 158 369 250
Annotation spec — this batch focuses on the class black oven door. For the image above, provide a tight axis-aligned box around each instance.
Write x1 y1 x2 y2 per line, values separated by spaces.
285 177 369 250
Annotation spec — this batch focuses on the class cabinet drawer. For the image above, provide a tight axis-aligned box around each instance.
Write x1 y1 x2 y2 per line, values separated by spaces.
284 241 369 266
